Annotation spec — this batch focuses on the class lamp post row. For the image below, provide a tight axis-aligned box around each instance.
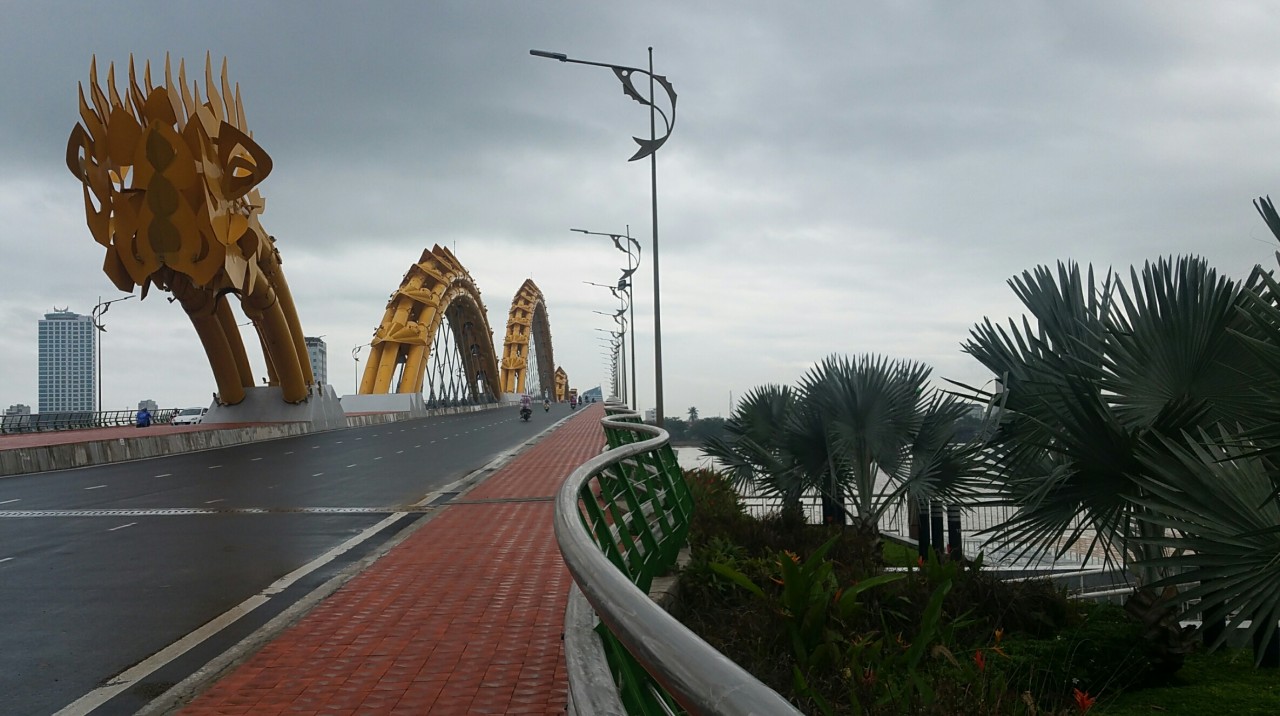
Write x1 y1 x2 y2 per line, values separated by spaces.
533 47 676 427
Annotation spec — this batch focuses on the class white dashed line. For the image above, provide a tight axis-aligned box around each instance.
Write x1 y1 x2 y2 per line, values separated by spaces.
312 473 324 477
355 437 362 441
311 446 319 450
395 450 403 454
85 485 107 490
208 465 222 470
205 499 225 504
414 445 421 449
0 557 12 564
155 473 172 478
374 456 383 461
335 441 343 445
346 464 356 468
108 522 137 532
284 451 294 455
250 457 262 462
0 499 20 505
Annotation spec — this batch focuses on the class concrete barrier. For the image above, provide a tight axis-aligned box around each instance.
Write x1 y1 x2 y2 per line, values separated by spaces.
1 401 513 477
0 423 312 477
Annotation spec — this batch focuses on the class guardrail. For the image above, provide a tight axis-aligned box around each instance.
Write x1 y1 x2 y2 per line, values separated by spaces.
554 403 802 715
0 409 181 434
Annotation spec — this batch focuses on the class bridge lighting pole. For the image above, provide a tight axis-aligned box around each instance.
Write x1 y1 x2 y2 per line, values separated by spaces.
91 294 135 413
584 276 634 405
574 226 640 410
535 48 676 427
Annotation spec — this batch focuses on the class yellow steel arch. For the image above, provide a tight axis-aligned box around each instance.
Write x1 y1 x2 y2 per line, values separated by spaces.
554 366 569 402
358 245 501 400
66 55 313 404
500 279 555 395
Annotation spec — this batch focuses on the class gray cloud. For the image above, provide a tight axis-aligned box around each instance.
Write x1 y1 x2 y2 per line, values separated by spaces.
4 1 1280 418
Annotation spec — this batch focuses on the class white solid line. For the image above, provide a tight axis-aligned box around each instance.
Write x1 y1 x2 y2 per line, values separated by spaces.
0 498 20 505
204 499 225 504
155 473 172 478
84 485 106 490
108 522 136 532
52 512 407 716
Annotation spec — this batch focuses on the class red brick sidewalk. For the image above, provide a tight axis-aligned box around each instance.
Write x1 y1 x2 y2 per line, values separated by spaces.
179 404 605 715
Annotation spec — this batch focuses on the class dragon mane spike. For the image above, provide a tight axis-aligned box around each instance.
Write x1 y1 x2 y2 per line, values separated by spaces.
220 57 236 127
204 51 223 122
106 61 123 109
235 83 246 130
87 58 110 125
178 58 195 119
144 58 153 92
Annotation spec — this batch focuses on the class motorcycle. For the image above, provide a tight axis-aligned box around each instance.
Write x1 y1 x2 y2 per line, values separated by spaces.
543 402 551 412
520 406 532 422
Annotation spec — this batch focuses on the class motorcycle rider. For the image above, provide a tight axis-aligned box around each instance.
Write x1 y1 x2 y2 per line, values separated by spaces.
519 393 533 420
543 398 551 412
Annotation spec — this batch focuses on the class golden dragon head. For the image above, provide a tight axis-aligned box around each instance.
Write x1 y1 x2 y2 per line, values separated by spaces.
66 54 274 296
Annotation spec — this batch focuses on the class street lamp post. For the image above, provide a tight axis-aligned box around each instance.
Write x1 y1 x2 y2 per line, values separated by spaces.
352 344 369 394
535 48 676 427
574 227 640 411
91 294 135 413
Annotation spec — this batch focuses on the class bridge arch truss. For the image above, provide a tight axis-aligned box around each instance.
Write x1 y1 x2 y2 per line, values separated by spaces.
500 279 555 398
358 246 501 405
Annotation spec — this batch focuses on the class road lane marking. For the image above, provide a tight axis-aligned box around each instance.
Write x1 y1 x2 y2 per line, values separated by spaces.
0 557 12 564
311 446 319 450
346 464 356 468
250 457 262 462
311 473 324 477
107 522 136 532
208 465 222 470
155 473 172 478
335 441 343 444
355 437 362 441
374 456 383 460
395 450 403 454
0 499 19 505
85 485 107 490
284 451 294 455
414 444 421 448
52 511 409 716
204 499 225 504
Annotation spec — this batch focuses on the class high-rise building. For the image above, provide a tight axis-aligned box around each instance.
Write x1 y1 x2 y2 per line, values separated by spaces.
38 309 96 413
305 336 328 387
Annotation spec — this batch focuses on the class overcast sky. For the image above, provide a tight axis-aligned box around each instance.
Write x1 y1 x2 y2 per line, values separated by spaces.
3 1 1280 418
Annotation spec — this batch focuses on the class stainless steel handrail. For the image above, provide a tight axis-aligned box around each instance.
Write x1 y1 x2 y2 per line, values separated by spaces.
554 409 801 715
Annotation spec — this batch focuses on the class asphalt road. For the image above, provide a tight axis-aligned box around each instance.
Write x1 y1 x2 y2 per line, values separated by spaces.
0 403 573 716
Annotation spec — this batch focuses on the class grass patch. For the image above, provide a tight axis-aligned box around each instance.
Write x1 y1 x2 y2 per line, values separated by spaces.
1096 648 1280 715
882 538 918 567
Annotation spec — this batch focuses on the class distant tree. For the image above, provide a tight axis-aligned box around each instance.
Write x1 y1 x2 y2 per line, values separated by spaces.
687 406 699 422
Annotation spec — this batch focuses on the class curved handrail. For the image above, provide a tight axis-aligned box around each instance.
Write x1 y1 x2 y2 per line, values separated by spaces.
554 406 801 715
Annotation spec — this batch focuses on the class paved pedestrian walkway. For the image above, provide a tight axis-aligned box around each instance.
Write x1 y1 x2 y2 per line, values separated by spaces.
178 403 605 715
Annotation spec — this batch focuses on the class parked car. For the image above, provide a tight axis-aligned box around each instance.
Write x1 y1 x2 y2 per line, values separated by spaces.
171 407 207 425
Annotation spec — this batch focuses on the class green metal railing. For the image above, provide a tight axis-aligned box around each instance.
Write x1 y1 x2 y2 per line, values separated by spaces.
555 403 801 715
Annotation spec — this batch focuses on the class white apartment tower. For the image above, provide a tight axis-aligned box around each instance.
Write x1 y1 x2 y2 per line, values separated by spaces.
38 309 96 413
305 336 328 387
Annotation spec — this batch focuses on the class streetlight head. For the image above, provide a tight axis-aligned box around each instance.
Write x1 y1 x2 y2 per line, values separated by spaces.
530 49 568 61
570 228 588 234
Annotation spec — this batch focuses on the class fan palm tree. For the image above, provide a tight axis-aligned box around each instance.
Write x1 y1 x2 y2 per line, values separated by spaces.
960 256 1268 580
704 355 989 543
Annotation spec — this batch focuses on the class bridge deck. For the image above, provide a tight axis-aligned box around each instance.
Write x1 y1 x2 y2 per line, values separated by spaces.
179 403 604 715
